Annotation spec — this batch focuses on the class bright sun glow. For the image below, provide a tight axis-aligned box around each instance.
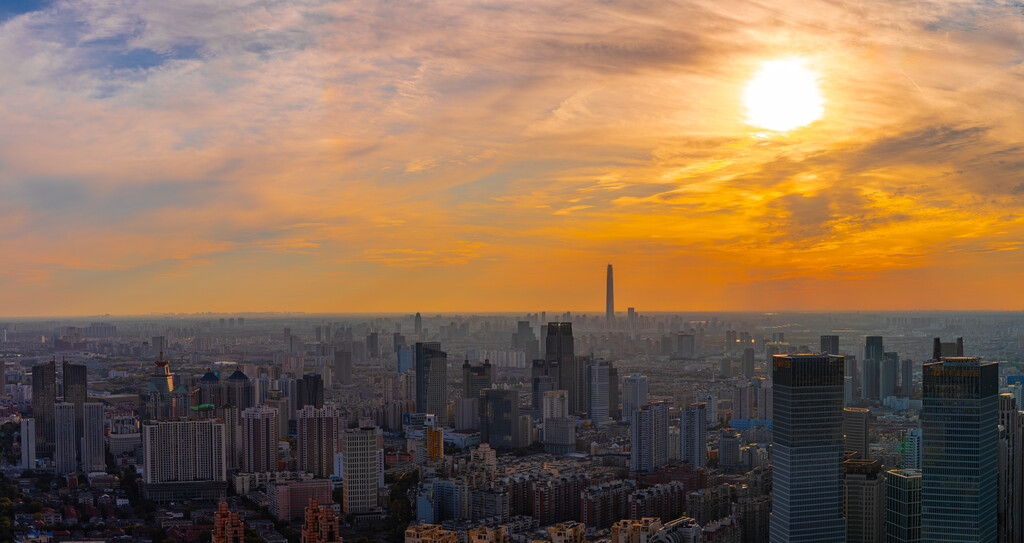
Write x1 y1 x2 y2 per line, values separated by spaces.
743 58 825 131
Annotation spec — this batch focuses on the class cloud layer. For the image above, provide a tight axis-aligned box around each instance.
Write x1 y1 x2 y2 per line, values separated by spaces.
2 0 1024 315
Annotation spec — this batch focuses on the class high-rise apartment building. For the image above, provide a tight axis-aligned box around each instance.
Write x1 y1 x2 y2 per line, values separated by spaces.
770 354 845 543
343 426 383 515
297 405 339 478
901 428 921 469
415 342 448 418
54 402 77 474
241 405 279 473
81 403 106 472
886 469 921 543
20 418 36 470
142 419 227 502
821 335 840 356
844 459 885 543
843 407 870 459
921 357 997 542
621 374 648 424
680 402 707 469
631 401 669 475
31 360 56 457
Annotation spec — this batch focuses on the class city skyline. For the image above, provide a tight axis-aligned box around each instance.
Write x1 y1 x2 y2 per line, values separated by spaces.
2 2 1024 315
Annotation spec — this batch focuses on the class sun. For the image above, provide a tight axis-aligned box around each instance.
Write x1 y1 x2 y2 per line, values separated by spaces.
743 58 824 132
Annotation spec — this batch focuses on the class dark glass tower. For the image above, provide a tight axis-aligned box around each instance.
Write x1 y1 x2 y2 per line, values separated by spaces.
770 354 846 543
62 361 87 441
31 360 57 457
546 323 578 414
820 335 840 356
921 356 997 542
864 336 884 400
480 389 519 448
415 342 447 417
606 264 614 328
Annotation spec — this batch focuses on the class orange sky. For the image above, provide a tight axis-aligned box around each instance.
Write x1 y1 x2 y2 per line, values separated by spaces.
1 0 1024 316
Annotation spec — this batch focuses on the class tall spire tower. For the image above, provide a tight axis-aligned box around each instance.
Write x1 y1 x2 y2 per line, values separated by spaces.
606 264 614 328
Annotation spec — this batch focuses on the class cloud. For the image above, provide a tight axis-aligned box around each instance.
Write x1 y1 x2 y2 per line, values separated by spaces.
2 0 1024 314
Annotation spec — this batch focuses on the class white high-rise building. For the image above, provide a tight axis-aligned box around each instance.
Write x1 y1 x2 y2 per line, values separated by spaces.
681 403 707 468
343 426 383 515
54 402 77 474
242 405 279 473
20 418 36 470
142 420 226 484
630 401 669 475
622 374 648 424
542 390 569 422
81 403 106 472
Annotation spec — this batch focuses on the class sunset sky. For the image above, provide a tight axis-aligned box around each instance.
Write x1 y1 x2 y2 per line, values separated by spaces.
2 0 1024 316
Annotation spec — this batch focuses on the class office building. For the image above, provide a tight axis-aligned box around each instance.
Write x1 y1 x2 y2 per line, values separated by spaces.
462 361 492 400
863 336 884 401
142 419 227 502
631 401 669 475
302 498 343 543
242 405 279 473
844 459 885 543
547 323 579 414
81 403 106 472
900 358 913 398
882 352 899 399
770 354 845 543
622 374 648 424
415 342 448 418
606 264 614 328
921 357 997 542
268 478 332 521
335 350 353 386
742 348 756 379
886 469 921 543
846 357 861 401
20 418 36 470
821 335 840 356
931 337 964 360
844 407 870 459
999 393 1021 543
198 370 224 407
480 389 519 449
224 370 255 413
296 374 325 410
414 312 423 337
587 362 610 424
54 402 77 474
62 361 87 441
213 502 245 543
608 364 620 421
680 403 707 469
31 360 56 457
343 426 383 515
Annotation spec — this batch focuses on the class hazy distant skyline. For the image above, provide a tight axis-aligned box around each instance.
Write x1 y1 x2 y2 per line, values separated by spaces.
3 0 1024 316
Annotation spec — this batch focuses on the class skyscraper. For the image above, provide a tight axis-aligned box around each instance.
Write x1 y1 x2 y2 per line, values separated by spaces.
414 312 423 337
921 356 997 542
343 426 383 515
587 362 609 425
462 360 492 400
606 264 614 328
820 335 840 356
335 350 353 385
242 405 279 474
844 459 885 543
843 407 870 459
62 361 87 442
54 402 77 474
742 348 756 379
297 405 339 478
296 374 325 410
998 393 1021 542
630 401 669 475
142 419 227 502
621 374 648 424
886 469 922 543
608 363 620 421
547 324 578 414
31 360 56 457
81 403 106 472
864 336 884 401
770 354 845 543
20 418 36 470
224 370 255 413
415 342 448 418
900 358 913 398
480 389 520 449
881 352 899 399
680 402 707 469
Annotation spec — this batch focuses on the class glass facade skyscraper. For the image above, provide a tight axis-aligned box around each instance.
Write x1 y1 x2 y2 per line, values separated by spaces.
770 353 846 543
921 356 998 542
